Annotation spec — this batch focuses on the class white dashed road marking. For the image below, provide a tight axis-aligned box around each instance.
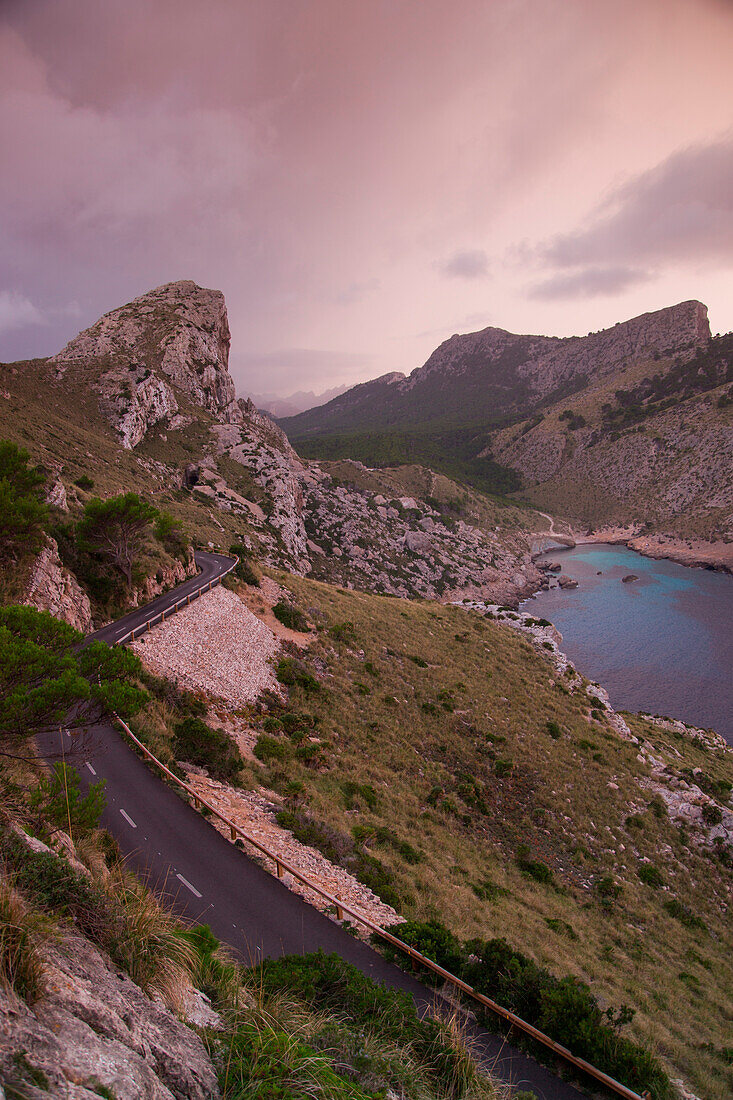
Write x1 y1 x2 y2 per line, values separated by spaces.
119 809 137 828
176 873 202 898
85 762 97 776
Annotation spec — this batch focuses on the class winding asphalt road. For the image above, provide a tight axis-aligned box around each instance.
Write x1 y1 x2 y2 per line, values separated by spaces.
59 551 588 1100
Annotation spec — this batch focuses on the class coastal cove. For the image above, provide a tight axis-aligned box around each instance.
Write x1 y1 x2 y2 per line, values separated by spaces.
525 544 733 744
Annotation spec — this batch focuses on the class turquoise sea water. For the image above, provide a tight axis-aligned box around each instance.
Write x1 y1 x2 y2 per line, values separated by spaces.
524 544 733 744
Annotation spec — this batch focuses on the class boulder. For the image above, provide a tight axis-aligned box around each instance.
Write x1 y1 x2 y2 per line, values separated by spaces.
403 530 433 555
0 929 220 1100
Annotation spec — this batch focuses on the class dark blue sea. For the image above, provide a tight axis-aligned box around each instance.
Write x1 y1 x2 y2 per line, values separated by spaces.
524 544 733 744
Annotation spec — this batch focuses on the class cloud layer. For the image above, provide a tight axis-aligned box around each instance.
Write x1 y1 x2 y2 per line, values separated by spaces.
2 0 732 388
533 139 733 298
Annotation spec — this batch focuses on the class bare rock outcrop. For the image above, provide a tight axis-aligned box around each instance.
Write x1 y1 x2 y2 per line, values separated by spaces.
44 476 68 512
50 281 242 448
129 551 198 608
301 461 544 603
0 930 219 1100
23 537 93 633
212 400 310 571
409 300 709 401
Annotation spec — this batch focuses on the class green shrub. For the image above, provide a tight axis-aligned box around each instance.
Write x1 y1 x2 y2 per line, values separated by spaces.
701 803 723 826
173 716 244 782
154 510 185 552
544 918 577 940
253 734 291 764
341 781 379 811
380 923 670 1099
272 600 309 632
74 474 94 491
595 876 622 908
352 824 421 864
253 950 484 1096
229 544 260 587
638 863 664 888
210 1019 368 1099
328 621 356 643
379 918 463 978
546 720 561 739
30 763 106 841
262 716 283 733
663 899 707 931
471 878 508 902
516 848 554 885
0 830 114 946
294 742 326 767
276 658 321 693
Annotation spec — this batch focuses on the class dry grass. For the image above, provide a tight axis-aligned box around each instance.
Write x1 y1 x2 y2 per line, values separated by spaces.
246 573 733 1099
104 867 197 1010
0 875 48 1003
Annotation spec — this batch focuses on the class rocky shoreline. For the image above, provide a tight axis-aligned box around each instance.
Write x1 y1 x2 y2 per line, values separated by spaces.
570 526 733 576
528 524 733 588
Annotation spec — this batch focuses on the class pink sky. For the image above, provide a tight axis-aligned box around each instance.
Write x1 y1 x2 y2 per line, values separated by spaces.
2 0 732 395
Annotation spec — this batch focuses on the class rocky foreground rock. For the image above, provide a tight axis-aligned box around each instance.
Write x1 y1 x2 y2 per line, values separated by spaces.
0 932 219 1100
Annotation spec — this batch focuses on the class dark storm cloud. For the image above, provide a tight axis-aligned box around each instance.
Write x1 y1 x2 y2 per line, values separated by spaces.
528 265 653 301
2 1 733 386
439 250 490 280
540 139 733 278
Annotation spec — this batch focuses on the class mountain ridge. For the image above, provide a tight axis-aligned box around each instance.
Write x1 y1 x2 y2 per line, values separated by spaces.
282 299 732 543
283 299 710 434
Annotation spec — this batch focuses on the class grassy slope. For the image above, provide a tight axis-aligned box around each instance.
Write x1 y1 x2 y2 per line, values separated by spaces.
0 359 259 595
250 575 732 1099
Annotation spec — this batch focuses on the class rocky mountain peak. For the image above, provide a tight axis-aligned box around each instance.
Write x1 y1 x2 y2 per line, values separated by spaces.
50 280 242 447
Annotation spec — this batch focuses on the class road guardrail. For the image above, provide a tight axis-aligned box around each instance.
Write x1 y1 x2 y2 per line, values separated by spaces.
110 705 648 1100
114 553 239 645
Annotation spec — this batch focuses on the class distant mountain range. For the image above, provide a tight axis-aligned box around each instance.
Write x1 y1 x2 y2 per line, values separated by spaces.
245 384 349 418
281 301 733 538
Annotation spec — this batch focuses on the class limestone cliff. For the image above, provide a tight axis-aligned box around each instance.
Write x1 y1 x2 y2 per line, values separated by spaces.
23 538 94 633
0 931 219 1099
414 300 709 401
50 281 241 447
213 399 310 571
